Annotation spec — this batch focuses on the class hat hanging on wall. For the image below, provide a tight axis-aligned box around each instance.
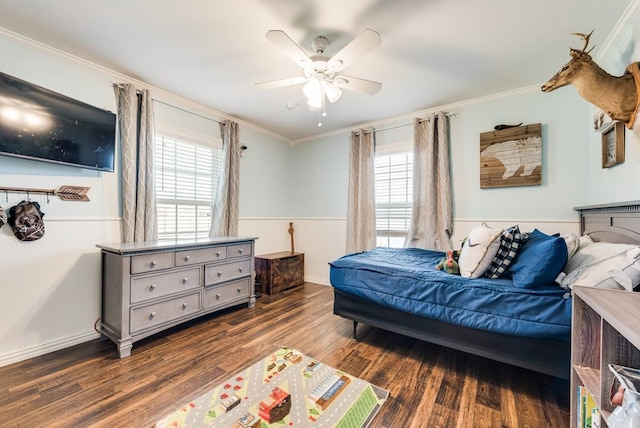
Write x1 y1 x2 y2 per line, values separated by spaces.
8 200 45 241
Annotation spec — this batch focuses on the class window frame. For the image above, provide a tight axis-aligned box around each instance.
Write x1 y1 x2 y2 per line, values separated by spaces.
154 125 223 241
374 140 413 248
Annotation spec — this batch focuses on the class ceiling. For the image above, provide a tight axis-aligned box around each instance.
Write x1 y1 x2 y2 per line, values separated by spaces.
0 0 634 141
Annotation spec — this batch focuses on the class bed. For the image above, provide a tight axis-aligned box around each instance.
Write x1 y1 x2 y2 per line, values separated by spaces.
330 201 640 380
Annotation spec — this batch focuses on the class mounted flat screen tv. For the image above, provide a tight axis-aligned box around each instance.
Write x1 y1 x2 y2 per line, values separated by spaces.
0 71 116 172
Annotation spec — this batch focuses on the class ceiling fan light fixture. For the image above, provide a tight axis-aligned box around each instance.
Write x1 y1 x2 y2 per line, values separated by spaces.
303 78 320 99
307 92 322 109
324 83 342 103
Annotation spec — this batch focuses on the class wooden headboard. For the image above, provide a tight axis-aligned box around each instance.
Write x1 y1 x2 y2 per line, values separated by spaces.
574 200 640 244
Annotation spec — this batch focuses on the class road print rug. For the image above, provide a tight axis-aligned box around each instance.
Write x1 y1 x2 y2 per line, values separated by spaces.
155 347 389 428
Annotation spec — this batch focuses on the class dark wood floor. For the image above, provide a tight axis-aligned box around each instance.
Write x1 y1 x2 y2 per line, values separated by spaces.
0 283 570 427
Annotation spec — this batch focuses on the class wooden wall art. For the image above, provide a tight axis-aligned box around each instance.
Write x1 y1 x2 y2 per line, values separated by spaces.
601 121 625 168
480 123 542 189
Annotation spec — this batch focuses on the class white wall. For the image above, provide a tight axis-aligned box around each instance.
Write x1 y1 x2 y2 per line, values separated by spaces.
2 3 639 364
290 87 590 283
584 16 640 203
0 30 292 366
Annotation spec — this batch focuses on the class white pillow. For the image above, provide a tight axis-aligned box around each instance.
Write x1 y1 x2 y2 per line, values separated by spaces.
458 225 502 278
561 245 640 291
562 233 580 259
578 234 594 248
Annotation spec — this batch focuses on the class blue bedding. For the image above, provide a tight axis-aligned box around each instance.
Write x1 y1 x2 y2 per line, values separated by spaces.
329 247 572 341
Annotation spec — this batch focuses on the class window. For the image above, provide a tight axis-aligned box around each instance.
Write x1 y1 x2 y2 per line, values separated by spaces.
375 145 413 248
155 134 222 240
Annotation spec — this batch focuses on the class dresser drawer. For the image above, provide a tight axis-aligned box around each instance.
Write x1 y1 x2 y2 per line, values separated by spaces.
131 252 174 274
130 292 201 333
204 278 251 309
227 243 253 259
205 259 252 285
175 247 227 267
130 267 201 304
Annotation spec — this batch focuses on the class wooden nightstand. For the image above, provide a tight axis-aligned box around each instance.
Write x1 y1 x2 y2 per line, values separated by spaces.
255 251 304 295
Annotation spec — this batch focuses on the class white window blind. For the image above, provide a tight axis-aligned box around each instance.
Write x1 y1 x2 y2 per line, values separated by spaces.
155 134 222 240
375 145 413 248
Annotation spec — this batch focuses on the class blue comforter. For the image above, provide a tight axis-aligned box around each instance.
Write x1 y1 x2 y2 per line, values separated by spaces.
329 247 572 341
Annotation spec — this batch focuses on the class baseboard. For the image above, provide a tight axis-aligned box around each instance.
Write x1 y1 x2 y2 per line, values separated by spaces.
0 330 100 368
305 276 330 286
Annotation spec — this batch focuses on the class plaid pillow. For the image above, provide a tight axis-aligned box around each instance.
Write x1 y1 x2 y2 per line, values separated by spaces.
483 226 526 279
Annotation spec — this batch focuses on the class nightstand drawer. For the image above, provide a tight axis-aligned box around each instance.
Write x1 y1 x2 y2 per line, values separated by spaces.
175 247 227 266
204 259 252 285
131 252 174 274
204 278 251 309
130 291 201 333
130 267 201 304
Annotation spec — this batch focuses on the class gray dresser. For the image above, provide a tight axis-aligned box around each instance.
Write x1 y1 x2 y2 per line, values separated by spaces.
97 237 256 358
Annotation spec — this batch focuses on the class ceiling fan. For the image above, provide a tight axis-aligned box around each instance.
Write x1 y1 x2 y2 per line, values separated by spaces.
255 28 382 126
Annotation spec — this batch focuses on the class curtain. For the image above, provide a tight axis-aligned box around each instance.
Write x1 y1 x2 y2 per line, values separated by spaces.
113 84 157 243
210 120 240 237
346 129 377 254
404 112 453 251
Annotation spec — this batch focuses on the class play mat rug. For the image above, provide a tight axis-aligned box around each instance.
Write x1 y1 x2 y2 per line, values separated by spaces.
154 346 389 428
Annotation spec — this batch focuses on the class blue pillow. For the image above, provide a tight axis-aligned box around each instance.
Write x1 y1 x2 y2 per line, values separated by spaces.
507 229 568 288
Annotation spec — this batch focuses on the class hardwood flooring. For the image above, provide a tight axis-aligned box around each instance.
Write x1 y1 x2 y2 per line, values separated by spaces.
0 283 570 427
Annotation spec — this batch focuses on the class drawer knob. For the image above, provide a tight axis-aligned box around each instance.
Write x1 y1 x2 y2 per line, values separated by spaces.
182 302 188 309
238 267 243 273
181 277 188 284
217 271 222 277
184 256 191 262
216 294 221 300
149 311 156 319
150 260 157 268
238 248 243 254
149 284 156 291
216 251 221 257
237 287 242 293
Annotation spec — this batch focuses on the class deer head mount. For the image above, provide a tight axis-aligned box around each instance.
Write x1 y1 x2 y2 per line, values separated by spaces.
541 30 640 128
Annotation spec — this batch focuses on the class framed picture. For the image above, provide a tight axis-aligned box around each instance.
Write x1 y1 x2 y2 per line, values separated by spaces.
601 121 625 168
479 123 542 188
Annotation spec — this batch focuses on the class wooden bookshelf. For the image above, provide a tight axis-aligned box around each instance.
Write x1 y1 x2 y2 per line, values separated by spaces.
571 287 640 427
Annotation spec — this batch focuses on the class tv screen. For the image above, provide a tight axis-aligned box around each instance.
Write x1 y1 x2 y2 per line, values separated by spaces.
0 71 116 172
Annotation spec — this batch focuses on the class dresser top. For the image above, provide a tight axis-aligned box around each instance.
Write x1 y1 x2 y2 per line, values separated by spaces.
97 236 257 255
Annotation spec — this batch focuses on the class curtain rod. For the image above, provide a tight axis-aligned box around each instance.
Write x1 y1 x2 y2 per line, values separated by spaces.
372 112 458 134
152 98 223 125
111 83 222 125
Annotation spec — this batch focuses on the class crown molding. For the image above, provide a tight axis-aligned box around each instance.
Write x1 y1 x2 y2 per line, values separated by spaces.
0 27 291 144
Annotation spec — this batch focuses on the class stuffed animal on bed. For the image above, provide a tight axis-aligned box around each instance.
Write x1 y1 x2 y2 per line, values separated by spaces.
435 250 460 275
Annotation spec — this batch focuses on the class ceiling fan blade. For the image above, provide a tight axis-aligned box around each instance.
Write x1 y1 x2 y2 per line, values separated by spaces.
265 30 313 69
255 76 307 90
334 75 382 95
327 28 381 72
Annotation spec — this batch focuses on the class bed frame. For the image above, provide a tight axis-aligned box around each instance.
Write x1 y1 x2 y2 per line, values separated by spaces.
333 200 640 380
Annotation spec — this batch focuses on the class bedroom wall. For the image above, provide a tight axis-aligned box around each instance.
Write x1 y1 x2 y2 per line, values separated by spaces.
584 10 640 204
290 87 591 285
0 29 292 366
2 4 639 366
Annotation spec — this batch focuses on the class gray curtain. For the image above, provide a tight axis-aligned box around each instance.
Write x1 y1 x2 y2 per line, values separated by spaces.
404 112 453 251
346 129 376 254
210 120 240 237
113 84 157 243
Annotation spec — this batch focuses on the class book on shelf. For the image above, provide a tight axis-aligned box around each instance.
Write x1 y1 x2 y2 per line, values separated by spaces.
576 385 600 428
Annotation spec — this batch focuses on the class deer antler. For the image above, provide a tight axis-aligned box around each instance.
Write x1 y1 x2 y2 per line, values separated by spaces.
570 29 595 54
